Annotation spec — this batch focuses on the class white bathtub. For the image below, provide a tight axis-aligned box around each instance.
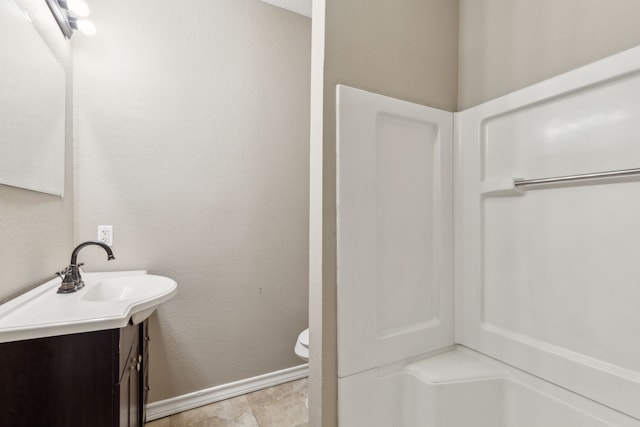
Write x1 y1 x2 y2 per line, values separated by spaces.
339 347 639 427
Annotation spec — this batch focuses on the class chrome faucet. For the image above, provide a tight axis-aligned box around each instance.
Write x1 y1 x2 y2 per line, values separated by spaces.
56 241 116 293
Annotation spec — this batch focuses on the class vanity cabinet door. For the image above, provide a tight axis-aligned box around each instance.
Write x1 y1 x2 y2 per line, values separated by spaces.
119 322 146 427
0 320 148 427
119 334 141 427
0 329 119 427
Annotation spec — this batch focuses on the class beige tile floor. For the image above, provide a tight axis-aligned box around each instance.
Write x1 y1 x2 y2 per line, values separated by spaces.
146 378 308 427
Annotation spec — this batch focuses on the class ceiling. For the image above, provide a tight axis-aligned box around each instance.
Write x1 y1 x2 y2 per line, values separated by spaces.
260 0 312 18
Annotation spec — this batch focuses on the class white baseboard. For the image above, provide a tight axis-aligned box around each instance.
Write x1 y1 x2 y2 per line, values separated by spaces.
146 363 309 421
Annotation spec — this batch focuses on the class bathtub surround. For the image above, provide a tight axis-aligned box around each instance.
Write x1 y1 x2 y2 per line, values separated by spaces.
340 347 637 426
309 2 459 424
336 45 640 423
311 0 640 425
336 86 454 377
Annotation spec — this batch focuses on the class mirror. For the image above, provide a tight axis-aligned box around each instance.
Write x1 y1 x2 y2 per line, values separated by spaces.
0 0 65 197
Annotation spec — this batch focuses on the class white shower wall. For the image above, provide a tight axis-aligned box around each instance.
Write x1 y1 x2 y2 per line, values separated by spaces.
456 44 640 419
337 45 640 425
336 86 453 378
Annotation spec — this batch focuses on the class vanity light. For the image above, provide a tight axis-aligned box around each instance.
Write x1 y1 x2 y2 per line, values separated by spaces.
64 0 90 17
45 0 96 38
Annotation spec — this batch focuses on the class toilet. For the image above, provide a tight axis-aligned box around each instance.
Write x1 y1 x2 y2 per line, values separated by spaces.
294 328 309 361
294 328 309 408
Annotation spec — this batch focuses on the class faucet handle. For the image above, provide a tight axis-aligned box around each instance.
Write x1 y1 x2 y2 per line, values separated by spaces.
56 266 71 279
56 266 77 293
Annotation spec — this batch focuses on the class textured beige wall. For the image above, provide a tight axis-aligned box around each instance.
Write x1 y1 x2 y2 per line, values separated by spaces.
459 0 640 109
0 0 74 301
309 0 458 425
73 0 310 401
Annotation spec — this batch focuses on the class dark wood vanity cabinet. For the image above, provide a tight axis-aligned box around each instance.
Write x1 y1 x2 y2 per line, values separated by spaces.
0 320 149 427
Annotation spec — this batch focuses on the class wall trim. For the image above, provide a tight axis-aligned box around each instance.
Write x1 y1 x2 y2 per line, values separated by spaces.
146 364 309 421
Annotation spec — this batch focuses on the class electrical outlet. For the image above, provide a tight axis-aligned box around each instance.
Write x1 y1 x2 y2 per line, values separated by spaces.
97 225 113 246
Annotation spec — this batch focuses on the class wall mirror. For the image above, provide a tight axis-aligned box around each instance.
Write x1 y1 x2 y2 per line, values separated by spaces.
0 0 65 197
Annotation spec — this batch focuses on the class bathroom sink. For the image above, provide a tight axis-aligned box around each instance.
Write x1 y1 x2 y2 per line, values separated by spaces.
82 275 174 302
0 271 177 343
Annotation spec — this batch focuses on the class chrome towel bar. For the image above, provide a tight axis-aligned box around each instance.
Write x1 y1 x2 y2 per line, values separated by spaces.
514 167 640 188
481 167 640 197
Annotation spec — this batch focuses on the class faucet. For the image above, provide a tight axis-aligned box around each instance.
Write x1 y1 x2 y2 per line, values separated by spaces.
57 241 116 293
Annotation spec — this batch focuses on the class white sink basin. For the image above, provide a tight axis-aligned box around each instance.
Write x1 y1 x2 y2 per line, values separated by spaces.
82 275 175 302
0 271 177 343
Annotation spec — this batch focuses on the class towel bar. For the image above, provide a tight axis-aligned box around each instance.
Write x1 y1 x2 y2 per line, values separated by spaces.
514 167 640 188
481 167 640 196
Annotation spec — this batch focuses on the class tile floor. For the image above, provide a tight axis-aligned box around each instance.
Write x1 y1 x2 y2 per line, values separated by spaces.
146 378 308 427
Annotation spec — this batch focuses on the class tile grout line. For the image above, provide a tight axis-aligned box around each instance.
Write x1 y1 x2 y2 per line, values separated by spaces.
245 391 262 427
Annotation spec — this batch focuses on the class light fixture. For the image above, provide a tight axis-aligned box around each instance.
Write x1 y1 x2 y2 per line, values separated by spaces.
65 0 90 17
45 0 96 38
70 18 97 36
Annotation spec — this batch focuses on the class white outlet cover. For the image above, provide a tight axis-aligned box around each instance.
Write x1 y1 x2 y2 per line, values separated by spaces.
97 225 113 246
